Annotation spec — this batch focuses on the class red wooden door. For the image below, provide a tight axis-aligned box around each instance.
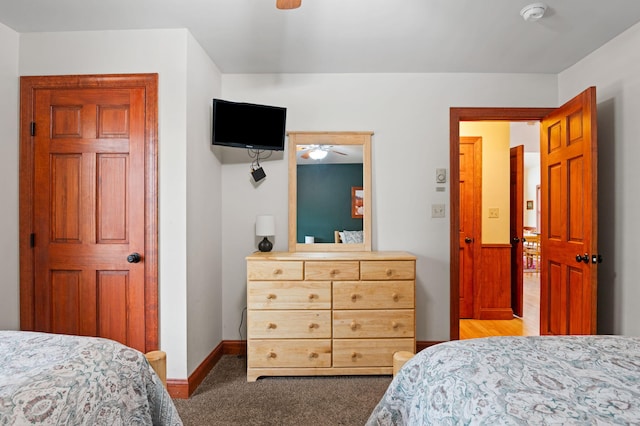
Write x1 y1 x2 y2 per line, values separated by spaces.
459 137 482 319
20 75 158 353
510 145 524 317
540 87 598 335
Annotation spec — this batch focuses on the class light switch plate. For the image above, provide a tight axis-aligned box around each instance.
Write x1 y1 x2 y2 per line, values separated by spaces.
488 208 499 218
436 168 447 184
432 204 445 218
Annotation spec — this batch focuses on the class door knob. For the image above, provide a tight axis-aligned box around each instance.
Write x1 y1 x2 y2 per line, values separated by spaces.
512 237 520 243
575 253 589 264
465 237 473 243
127 252 142 263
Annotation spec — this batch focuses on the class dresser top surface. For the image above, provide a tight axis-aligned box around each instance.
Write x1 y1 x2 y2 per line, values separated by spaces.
246 251 416 261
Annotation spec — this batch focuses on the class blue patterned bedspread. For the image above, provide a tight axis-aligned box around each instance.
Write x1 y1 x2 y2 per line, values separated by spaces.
367 335 640 425
0 331 183 425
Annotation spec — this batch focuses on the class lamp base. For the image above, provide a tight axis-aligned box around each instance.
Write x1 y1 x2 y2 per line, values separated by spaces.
258 236 273 252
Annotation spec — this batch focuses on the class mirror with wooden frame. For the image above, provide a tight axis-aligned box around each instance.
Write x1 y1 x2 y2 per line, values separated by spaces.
288 131 372 252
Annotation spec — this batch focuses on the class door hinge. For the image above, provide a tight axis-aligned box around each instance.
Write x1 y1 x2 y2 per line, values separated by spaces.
30 122 36 136
30 233 35 248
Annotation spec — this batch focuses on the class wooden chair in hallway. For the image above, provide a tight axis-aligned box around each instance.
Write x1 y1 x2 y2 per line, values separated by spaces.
523 234 540 272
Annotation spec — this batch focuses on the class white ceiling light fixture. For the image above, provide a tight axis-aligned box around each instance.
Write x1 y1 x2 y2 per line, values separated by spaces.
308 148 328 160
520 2 547 22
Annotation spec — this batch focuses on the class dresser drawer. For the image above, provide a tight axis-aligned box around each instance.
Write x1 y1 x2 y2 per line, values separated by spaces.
360 261 415 280
247 261 303 280
333 338 415 367
249 310 331 338
333 281 414 309
248 281 331 310
304 261 359 280
333 310 414 338
248 339 331 368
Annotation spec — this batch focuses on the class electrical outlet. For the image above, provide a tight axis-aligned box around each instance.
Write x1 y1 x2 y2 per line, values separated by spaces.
488 208 499 218
432 204 445 218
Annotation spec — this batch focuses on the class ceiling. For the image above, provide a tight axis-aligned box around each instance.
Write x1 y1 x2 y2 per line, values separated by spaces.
2 0 640 74
297 144 363 164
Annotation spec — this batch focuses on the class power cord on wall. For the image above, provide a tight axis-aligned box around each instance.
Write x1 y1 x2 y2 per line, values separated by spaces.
238 306 247 362
248 149 272 182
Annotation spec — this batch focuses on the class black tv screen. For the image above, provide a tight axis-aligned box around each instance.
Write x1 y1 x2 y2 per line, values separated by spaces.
212 99 286 151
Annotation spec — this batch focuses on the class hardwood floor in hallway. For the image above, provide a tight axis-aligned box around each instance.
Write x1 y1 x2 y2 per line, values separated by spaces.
460 272 540 339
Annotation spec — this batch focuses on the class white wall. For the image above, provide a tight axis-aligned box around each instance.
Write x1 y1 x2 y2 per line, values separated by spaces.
511 122 540 229
221 73 557 341
0 23 19 329
18 28 219 378
523 153 540 229
185 33 224 374
559 21 640 336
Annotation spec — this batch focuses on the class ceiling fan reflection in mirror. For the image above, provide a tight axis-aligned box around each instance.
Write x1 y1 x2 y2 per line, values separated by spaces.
276 0 301 10
297 145 347 160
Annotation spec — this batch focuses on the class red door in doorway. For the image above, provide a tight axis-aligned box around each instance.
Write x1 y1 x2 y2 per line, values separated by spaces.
459 137 482 319
20 74 159 353
510 145 524 317
540 87 598 335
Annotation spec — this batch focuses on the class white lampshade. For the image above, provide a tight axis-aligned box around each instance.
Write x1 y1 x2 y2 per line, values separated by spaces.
256 215 275 237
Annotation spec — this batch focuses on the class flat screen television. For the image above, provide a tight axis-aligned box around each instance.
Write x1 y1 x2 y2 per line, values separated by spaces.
212 98 287 151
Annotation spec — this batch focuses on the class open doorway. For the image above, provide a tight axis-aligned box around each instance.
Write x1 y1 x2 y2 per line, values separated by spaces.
456 121 541 339
459 120 540 339
451 88 599 340
448 107 555 341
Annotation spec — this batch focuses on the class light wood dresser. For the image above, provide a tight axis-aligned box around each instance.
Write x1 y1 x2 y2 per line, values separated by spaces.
246 251 416 381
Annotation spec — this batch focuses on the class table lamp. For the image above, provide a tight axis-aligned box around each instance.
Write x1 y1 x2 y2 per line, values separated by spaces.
256 215 275 252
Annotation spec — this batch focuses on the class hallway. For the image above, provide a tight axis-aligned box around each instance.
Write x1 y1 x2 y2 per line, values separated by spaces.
460 272 540 339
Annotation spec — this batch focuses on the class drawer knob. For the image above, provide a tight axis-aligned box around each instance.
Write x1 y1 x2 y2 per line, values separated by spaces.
386 268 393 277
350 321 358 330
392 321 399 329
308 293 317 300
273 269 282 275
308 322 318 329
266 294 276 300
266 351 276 359
330 269 338 275
351 293 358 301
392 293 399 302
267 322 277 329
351 352 358 359
308 352 318 359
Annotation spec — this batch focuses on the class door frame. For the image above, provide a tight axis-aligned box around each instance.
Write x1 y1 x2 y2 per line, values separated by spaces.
19 74 159 351
450 107 554 340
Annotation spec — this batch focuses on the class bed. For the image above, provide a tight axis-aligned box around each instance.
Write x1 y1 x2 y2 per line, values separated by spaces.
367 335 640 425
334 230 364 243
0 330 183 425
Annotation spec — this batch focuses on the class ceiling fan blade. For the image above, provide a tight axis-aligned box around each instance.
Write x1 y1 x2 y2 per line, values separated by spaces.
332 150 347 155
276 0 302 10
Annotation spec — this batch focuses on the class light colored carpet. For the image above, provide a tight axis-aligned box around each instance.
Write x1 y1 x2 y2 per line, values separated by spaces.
173 355 392 425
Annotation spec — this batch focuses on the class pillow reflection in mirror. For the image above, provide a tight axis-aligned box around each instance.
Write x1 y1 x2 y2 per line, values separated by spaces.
342 230 363 244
